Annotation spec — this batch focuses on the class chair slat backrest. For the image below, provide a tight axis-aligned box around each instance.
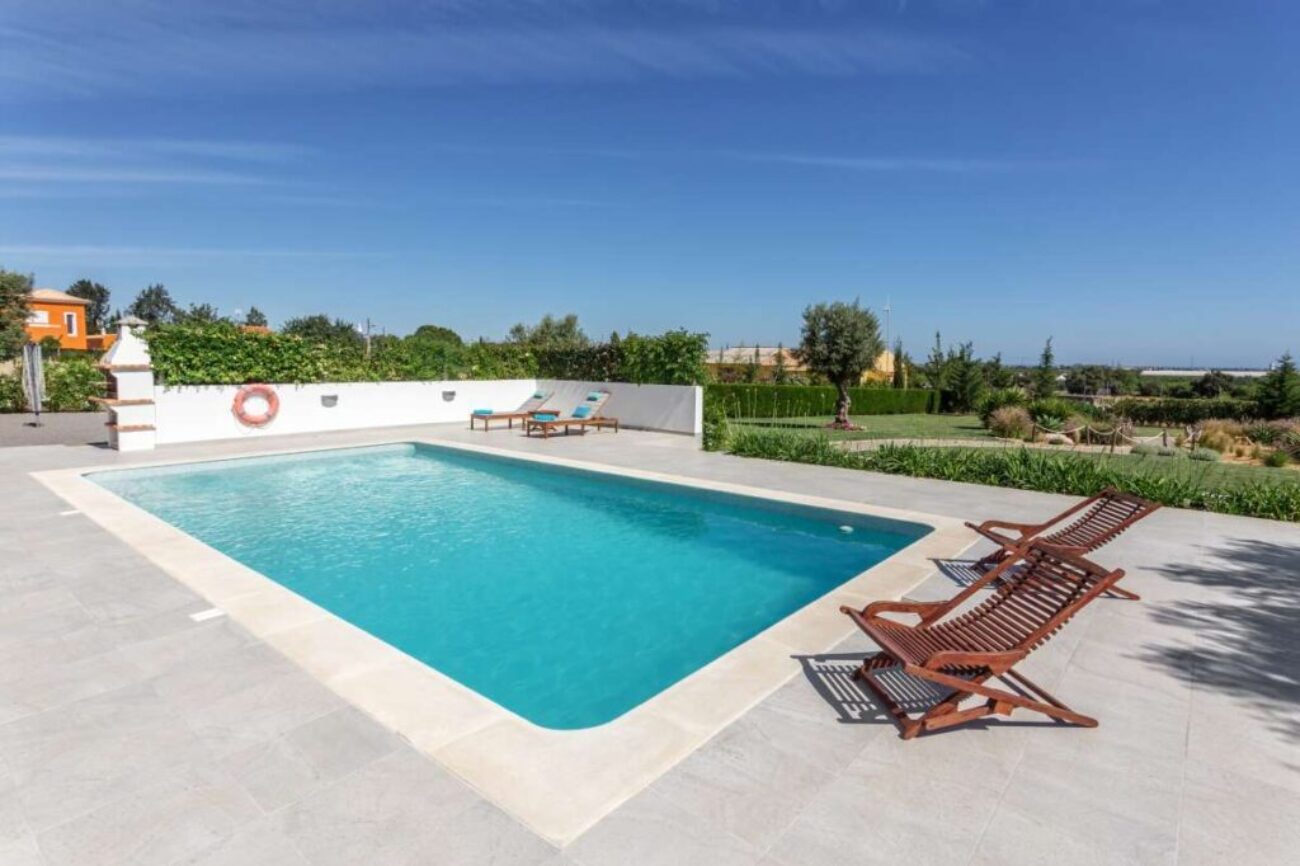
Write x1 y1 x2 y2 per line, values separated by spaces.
940 544 1123 655
1040 489 1159 552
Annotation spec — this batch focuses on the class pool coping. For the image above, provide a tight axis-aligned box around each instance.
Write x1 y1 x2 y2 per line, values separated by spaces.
32 436 977 846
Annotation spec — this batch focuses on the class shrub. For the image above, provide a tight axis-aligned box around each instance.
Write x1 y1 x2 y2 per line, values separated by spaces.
1189 447 1221 462
1264 450 1291 468
988 406 1032 440
1157 446 1181 457
1197 419 1244 453
977 389 1026 426
44 357 104 411
1111 397 1259 426
701 397 731 452
1245 420 1300 445
1131 443 1160 456
1027 398 1100 426
723 431 1300 522
0 372 24 412
706 385 936 419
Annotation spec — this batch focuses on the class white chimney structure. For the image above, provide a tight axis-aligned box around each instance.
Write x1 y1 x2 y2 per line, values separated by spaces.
97 316 156 451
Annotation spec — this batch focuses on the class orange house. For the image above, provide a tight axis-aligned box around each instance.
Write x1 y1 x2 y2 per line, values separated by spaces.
25 288 91 351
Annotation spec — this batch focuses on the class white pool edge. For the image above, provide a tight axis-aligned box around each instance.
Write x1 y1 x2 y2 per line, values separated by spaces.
33 436 977 846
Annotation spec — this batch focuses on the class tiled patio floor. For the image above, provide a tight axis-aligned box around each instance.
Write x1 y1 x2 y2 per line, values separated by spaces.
2 425 1298 865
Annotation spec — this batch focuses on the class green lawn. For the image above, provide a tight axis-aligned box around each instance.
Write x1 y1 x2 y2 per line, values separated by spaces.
732 412 1168 442
1066 451 1299 489
732 413 992 441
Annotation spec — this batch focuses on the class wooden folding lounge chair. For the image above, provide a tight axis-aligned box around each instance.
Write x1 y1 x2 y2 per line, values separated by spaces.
840 543 1125 739
966 487 1159 600
469 390 552 431
524 391 619 439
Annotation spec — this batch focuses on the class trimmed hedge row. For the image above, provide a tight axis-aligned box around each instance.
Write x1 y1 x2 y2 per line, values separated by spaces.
146 323 710 386
1111 398 1260 426
706 384 937 419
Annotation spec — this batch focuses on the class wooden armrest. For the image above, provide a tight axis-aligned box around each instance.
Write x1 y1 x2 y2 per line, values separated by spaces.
862 599 946 619
972 518 1039 534
924 648 1027 672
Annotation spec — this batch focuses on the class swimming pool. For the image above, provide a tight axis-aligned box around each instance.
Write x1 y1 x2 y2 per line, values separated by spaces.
93 443 929 729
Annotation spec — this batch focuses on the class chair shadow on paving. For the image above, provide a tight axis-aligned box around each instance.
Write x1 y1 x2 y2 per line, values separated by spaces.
796 652 1099 735
1140 537 1300 744
931 558 986 587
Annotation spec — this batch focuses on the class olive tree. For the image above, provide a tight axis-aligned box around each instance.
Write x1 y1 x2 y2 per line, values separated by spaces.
799 299 883 429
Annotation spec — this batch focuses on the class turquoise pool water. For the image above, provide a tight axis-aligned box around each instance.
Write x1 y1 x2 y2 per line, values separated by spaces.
93 444 928 729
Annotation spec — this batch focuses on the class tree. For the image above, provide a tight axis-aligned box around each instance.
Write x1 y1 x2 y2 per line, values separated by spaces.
922 331 947 391
176 303 227 324
982 352 1014 390
1063 364 1107 396
945 343 986 413
1256 353 1300 420
410 324 463 347
282 314 364 349
799 300 883 428
67 279 110 332
244 306 268 327
773 342 790 385
891 338 907 389
0 268 33 361
508 313 588 349
1192 370 1234 398
742 345 760 383
1031 337 1056 398
126 284 180 325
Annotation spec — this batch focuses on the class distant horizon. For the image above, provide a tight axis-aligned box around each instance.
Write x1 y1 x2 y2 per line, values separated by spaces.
4 1 1297 368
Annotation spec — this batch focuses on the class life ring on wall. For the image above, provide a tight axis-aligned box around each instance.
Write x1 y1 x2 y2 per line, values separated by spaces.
233 384 280 427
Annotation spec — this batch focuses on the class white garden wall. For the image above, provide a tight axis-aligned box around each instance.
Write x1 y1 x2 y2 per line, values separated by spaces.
538 380 703 436
152 379 701 445
153 380 537 445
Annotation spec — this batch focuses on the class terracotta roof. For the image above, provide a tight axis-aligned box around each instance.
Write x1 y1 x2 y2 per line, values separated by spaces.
30 288 91 306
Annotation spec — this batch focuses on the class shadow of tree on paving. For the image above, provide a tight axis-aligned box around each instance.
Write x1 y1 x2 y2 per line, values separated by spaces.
1142 537 1300 742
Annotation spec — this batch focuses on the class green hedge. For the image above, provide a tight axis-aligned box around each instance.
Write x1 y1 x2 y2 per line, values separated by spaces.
1111 398 1259 425
146 323 709 387
707 384 937 419
725 428 1300 522
0 358 104 413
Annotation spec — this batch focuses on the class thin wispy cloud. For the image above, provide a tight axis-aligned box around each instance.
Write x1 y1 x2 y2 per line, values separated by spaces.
2 2 970 99
0 244 379 260
0 135 307 162
0 166 265 185
718 152 1090 173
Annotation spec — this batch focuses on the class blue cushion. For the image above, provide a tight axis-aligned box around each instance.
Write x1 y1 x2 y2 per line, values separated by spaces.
586 391 603 401
533 413 558 422
573 406 591 419
472 408 494 415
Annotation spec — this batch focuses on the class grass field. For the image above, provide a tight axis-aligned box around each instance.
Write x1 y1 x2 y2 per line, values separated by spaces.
731 413 992 440
730 413 1166 442
1064 450 1298 489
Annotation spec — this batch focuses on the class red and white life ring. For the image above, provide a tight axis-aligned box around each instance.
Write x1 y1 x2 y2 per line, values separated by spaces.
233 384 280 427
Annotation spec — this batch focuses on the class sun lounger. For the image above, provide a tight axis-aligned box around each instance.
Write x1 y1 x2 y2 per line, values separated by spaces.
840 542 1125 739
469 390 553 431
524 391 618 438
966 488 1159 600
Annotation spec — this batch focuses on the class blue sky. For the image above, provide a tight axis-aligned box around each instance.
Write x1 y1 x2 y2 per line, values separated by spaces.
1 0 1296 366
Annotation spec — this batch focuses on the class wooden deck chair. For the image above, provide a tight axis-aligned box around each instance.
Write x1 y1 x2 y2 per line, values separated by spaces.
524 391 618 438
469 390 553 431
966 488 1159 600
840 543 1125 739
